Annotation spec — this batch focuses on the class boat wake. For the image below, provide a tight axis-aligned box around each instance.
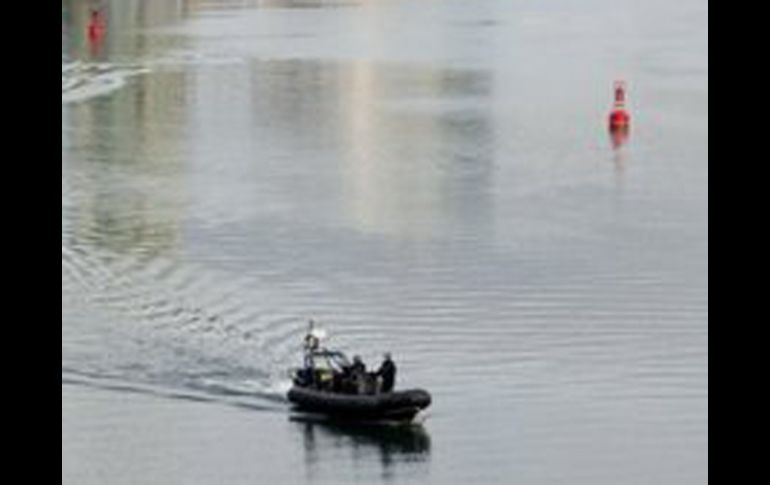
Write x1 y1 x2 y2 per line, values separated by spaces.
61 242 305 410
62 62 147 105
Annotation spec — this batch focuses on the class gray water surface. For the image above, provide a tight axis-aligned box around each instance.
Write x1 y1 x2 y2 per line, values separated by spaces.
62 0 708 483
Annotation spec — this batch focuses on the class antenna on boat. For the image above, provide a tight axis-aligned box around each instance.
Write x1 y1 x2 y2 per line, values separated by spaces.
304 319 327 352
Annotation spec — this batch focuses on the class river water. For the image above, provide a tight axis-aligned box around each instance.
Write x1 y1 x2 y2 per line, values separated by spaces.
62 0 708 483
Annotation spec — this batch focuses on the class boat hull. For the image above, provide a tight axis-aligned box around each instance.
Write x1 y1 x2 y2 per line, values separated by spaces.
288 386 432 423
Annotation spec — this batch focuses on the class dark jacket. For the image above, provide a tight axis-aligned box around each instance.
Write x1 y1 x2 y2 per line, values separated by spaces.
376 359 397 393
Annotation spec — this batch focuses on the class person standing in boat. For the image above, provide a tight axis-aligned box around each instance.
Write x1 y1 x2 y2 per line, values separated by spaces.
298 321 321 387
376 353 397 394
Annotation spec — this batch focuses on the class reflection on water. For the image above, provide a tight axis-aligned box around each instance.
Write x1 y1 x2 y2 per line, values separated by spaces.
339 67 496 239
245 59 496 239
609 127 630 188
296 419 431 482
63 71 190 259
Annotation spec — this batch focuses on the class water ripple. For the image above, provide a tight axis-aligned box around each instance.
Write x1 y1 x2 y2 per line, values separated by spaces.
62 62 148 105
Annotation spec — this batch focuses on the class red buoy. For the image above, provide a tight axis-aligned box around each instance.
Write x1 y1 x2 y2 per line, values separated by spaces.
87 9 107 58
609 81 631 148
609 81 631 131
88 10 106 43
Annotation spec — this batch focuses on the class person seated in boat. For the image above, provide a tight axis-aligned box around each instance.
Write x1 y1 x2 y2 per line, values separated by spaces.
335 361 353 394
349 356 372 395
376 353 397 393
350 355 365 373
294 367 314 388
298 339 318 387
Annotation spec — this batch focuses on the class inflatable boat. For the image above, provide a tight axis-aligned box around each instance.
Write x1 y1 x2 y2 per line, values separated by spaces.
287 322 432 423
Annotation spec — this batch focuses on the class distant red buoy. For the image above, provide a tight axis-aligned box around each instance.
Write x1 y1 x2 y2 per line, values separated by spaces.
87 9 107 58
609 81 631 148
88 10 106 43
609 81 631 131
